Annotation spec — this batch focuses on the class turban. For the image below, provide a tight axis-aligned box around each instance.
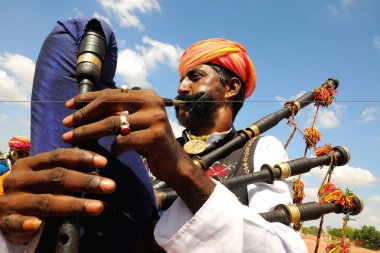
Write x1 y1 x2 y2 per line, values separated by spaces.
8 136 30 151
178 38 256 99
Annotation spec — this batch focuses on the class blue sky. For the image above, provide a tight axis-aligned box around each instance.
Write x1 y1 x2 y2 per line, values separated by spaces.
0 0 379 230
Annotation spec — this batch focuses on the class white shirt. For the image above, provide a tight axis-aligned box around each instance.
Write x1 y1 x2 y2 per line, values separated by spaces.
0 136 307 253
154 136 307 253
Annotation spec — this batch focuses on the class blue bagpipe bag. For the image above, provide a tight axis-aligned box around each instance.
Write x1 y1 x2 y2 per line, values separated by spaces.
31 18 157 252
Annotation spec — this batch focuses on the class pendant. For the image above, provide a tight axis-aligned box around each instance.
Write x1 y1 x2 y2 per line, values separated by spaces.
183 139 207 155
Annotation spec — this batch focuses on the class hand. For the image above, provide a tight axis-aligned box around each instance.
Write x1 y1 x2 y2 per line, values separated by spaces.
62 88 215 213
0 148 115 244
62 88 186 183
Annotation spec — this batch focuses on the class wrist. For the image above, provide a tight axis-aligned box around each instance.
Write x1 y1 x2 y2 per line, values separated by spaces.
167 157 216 214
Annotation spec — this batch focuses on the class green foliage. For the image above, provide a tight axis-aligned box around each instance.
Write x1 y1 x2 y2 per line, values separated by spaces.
344 226 355 241
352 225 380 250
324 225 380 250
327 226 342 239
302 226 319 236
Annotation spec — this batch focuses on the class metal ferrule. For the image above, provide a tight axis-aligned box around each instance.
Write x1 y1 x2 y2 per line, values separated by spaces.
247 124 260 138
275 162 292 179
287 205 301 224
77 53 102 71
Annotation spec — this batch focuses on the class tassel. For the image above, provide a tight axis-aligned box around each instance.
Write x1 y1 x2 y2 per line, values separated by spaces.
304 127 321 149
314 144 334 157
326 242 350 253
314 86 337 107
293 178 305 204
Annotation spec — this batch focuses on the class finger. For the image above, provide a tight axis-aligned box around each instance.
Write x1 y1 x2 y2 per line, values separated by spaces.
65 90 104 109
12 148 107 172
0 214 42 244
4 192 104 217
62 115 122 144
5 168 115 194
111 129 156 157
62 112 151 144
64 90 137 127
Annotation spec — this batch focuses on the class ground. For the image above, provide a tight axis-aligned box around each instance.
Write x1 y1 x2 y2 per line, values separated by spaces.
302 234 378 253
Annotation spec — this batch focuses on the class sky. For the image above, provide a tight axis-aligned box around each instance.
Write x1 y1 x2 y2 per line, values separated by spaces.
0 0 379 231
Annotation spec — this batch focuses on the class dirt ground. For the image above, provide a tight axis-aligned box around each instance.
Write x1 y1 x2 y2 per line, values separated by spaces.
302 234 378 253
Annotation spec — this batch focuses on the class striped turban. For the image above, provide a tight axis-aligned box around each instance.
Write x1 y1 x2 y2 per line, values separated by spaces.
178 38 256 99
8 136 30 151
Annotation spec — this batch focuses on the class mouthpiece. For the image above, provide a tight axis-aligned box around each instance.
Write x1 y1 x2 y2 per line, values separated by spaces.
163 98 186 107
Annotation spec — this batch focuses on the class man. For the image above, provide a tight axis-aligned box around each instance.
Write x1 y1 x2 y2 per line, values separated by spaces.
59 38 307 252
0 136 30 194
0 27 306 252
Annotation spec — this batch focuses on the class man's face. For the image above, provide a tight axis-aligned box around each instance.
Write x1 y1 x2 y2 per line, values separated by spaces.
175 64 225 127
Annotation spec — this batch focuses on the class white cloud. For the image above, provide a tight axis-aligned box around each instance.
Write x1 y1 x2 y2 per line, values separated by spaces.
93 12 112 27
373 35 380 50
306 164 378 187
116 36 184 88
326 0 364 17
169 119 184 138
275 91 306 104
327 5 340 16
358 106 379 123
73 8 84 17
303 187 320 202
316 109 340 129
303 104 344 130
0 52 35 95
368 195 380 202
98 0 161 30
341 0 356 7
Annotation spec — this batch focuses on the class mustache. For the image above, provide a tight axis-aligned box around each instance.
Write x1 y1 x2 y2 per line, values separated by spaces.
175 92 207 104
174 92 219 119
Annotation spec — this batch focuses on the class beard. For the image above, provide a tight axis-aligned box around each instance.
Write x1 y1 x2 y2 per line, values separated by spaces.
174 92 218 126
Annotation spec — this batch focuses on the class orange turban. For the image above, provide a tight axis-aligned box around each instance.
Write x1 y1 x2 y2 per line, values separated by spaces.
8 136 30 151
178 38 256 99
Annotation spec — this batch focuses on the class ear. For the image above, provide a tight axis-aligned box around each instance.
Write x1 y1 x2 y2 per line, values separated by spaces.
224 77 241 100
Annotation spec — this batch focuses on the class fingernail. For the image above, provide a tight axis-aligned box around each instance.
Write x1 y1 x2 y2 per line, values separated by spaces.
85 201 103 214
62 131 73 141
62 115 73 126
23 218 42 231
65 99 74 108
93 155 107 167
100 179 116 192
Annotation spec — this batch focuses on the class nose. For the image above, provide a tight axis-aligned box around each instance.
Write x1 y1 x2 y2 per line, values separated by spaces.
178 78 191 94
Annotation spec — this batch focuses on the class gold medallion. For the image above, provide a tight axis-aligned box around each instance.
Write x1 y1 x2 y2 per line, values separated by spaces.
183 139 207 155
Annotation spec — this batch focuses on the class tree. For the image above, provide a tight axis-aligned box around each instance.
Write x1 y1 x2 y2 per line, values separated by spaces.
353 225 380 250
301 226 319 236
327 226 342 239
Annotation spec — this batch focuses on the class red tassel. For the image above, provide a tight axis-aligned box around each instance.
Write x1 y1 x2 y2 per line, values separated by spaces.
314 87 337 108
304 127 321 149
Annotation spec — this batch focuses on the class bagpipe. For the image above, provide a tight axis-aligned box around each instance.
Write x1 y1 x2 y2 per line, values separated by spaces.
155 78 365 227
31 18 156 253
32 17 363 252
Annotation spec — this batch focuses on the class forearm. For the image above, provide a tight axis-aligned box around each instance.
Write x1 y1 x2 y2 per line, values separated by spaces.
164 154 216 214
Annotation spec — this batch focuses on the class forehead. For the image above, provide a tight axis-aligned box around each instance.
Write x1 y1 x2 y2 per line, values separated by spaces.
183 64 218 75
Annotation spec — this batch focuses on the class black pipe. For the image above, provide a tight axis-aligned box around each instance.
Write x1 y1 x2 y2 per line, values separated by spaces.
56 19 107 253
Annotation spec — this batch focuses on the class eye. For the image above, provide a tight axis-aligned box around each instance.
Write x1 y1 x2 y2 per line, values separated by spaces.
189 72 202 81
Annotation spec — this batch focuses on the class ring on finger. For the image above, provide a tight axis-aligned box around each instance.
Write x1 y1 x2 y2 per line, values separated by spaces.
120 112 130 135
